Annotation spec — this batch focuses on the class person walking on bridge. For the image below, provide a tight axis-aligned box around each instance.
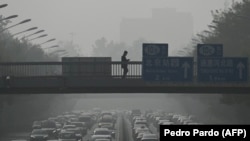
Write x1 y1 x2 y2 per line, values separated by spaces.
121 50 130 79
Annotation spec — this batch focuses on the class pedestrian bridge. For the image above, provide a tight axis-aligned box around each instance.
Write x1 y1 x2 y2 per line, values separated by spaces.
0 61 249 94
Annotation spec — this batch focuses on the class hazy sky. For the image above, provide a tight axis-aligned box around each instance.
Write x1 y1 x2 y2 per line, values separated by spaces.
1 0 240 56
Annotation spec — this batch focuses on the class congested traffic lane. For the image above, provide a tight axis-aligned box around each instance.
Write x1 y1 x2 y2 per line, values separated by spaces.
122 109 203 141
83 114 121 141
0 109 202 141
0 110 122 141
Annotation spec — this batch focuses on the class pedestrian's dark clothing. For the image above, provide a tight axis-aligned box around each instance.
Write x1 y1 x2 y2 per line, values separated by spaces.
121 52 129 79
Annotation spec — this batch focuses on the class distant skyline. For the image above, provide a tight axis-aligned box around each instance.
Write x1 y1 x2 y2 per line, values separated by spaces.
1 0 241 56
120 7 193 55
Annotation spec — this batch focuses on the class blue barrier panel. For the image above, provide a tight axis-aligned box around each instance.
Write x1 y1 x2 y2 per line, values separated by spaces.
197 57 248 82
142 57 194 82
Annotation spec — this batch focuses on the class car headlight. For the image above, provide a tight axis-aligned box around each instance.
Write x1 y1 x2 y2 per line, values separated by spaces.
30 136 35 138
43 135 48 138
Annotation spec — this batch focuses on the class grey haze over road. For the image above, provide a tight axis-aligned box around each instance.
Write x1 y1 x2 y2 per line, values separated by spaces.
1 0 240 56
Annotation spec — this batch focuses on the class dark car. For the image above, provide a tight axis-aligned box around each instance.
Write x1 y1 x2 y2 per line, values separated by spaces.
78 115 93 129
69 122 88 135
32 121 42 129
63 128 83 141
41 120 57 138
58 130 79 141
30 129 49 141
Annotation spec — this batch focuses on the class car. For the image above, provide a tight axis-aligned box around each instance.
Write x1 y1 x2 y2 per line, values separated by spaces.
56 122 63 129
95 139 111 141
131 109 141 118
134 120 148 127
181 119 195 124
63 125 77 130
93 128 112 136
98 115 115 129
69 122 88 135
133 127 151 140
69 118 79 122
100 111 113 117
58 130 79 141
48 117 57 122
185 122 203 125
141 134 158 141
32 121 42 129
78 115 94 129
91 128 114 141
157 121 174 132
136 132 145 141
91 135 112 141
30 129 49 141
63 128 83 141
133 124 148 134
41 120 57 138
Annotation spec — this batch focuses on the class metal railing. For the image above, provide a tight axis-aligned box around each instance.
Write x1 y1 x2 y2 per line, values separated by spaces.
0 61 249 83
0 62 142 78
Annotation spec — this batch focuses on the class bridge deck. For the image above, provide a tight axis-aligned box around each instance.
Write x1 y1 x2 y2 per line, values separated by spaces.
0 61 249 94
0 76 249 94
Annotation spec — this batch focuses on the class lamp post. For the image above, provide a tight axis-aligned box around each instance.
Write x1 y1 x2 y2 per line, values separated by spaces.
27 34 48 41
0 15 18 22
39 38 56 45
0 19 31 33
11 27 38 37
49 49 67 56
203 30 213 34
43 45 59 50
0 4 7 9
25 30 45 38
208 25 217 30
51 49 66 54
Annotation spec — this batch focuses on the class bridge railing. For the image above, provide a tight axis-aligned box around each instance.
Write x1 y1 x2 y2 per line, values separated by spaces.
0 62 142 78
0 61 249 83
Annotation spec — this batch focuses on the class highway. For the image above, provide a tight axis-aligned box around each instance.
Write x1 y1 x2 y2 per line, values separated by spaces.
0 108 202 141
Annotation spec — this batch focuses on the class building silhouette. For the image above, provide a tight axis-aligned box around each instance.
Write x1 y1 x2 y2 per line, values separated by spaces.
120 7 194 55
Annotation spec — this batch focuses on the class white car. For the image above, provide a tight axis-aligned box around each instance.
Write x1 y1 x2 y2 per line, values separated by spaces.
91 128 113 141
141 133 158 141
95 139 111 141
91 135 112 141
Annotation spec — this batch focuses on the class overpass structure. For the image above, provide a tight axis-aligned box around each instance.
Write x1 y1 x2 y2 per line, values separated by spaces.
0 61 249 94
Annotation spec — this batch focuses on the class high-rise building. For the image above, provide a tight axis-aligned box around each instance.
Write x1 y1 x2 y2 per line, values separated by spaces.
120 8 194 55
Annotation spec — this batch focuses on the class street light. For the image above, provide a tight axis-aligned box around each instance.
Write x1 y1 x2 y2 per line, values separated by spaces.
50 49 67 55
208 25 217 29
39 38 56 45
0 15 18 22
52 49 66 53
11 27 38 37
0 4 8 9
27 34 48 41
25 30 45 38
0 19 31 33
203 30 213 34
43 45 59 49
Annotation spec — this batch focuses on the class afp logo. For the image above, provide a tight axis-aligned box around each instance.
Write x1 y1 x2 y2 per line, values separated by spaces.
144 45 160 56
